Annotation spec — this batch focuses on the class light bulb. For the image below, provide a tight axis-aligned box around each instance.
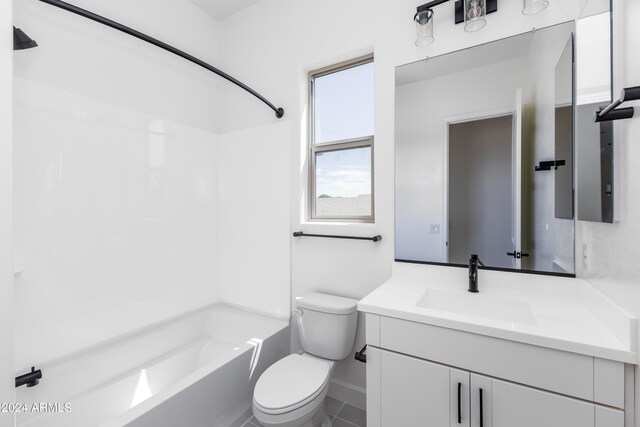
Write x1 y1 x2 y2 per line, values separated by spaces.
464 0 486 32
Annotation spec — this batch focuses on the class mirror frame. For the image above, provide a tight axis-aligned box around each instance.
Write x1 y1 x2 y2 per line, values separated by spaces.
394 22 585 278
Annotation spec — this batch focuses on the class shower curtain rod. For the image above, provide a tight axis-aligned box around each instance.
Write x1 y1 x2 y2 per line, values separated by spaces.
37 0 285 119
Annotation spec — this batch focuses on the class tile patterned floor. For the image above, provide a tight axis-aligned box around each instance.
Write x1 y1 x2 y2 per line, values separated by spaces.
241 396 366 427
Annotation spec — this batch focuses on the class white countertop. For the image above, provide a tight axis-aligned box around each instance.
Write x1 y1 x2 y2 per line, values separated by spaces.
358 263 638 364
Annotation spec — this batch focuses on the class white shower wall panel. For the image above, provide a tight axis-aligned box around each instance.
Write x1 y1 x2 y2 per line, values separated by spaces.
13 0 223 368
218 121 291 318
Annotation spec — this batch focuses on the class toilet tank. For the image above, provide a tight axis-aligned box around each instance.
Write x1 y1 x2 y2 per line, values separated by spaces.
295 292 358 360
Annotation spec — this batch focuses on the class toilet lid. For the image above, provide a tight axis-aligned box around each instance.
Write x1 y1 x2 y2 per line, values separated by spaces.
253 354 332 414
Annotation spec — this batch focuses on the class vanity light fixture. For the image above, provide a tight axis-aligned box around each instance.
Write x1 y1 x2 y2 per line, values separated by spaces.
413 0 551 46
13 26 38 50
522 0 549 15
413 0 498 46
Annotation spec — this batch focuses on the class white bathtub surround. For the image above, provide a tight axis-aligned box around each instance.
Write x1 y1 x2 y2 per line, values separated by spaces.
12 0 224 369
14 305 288 427
218 121 292 318
12 0 291 384
359 262 637 362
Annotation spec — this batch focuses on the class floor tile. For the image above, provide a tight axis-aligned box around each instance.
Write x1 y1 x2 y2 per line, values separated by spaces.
336 403 367 427
332 417 359 427
325 396 345 417
240 416 260 427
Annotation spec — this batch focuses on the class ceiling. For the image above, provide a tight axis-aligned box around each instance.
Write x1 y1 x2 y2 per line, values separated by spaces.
190 0 262 21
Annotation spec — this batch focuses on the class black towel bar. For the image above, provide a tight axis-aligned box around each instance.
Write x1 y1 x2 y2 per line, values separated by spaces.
535 160 565 171
293 232 382 242
595 86 640 122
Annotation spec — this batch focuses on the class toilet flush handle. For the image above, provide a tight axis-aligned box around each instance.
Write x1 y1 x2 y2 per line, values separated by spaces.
293 308 304 335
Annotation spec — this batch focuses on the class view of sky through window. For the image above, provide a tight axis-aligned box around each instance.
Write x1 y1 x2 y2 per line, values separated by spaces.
314 62 374 143
316 146 372 198
312 60 373 218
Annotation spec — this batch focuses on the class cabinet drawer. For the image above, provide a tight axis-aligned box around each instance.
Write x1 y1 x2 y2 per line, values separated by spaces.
380 316 595 402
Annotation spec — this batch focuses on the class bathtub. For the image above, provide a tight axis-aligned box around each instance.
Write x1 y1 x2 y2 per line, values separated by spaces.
15 305 290 427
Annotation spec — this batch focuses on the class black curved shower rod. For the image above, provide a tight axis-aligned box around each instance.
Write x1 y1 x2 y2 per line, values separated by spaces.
36 0 285 119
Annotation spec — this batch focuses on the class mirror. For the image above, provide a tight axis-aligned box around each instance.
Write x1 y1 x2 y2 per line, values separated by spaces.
395 22 577 275
576 9 614 223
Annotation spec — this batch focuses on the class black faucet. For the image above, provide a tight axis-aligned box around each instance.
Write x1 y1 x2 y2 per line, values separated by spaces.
15 367 42 388
468 254 485 293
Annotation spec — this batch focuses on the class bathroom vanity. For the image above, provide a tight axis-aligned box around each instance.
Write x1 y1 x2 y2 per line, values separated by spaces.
359 263 637 427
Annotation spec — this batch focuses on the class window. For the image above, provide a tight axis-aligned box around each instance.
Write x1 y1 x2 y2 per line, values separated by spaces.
309 56 374 221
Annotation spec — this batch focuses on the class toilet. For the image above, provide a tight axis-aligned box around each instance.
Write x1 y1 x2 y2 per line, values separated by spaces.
252 292 359 427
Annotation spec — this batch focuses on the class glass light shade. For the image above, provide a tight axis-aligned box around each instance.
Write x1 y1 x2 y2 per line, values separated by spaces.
414 9 434 47
522 0 549 14
464 0 486 32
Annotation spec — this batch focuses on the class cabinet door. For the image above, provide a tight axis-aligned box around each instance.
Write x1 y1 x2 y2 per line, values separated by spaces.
470 374 492 427
380 349 454 426
486 377 594 427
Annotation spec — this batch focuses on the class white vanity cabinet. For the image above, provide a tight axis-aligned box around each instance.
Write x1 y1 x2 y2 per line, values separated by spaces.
366 314 630 427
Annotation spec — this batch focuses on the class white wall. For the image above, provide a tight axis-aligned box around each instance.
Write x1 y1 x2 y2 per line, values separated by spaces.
12 0 223 367
578 1 640 425
0 2 14 425
218 0 593 408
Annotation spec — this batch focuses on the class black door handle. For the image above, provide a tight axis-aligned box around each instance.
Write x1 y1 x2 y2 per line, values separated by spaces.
457 382 462 423
507 251 530 259
479 388 484 427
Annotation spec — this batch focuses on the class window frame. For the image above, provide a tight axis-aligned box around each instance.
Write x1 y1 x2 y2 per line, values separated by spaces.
308 55 375 222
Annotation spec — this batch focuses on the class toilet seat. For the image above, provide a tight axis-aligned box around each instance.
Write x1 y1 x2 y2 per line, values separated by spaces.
253 354 333 415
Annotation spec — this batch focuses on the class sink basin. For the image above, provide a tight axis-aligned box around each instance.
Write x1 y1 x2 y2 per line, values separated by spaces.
416 289 538 326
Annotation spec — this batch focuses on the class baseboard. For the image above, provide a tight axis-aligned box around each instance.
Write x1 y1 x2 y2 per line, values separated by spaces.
327 378 366 411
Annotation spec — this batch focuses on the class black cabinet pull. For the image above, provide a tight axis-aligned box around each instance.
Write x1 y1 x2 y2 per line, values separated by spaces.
457 382 462 423
479 388 484 427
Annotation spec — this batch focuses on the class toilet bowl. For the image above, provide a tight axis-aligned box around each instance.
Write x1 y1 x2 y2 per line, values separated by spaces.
252 354 334 427
252 293 358 427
